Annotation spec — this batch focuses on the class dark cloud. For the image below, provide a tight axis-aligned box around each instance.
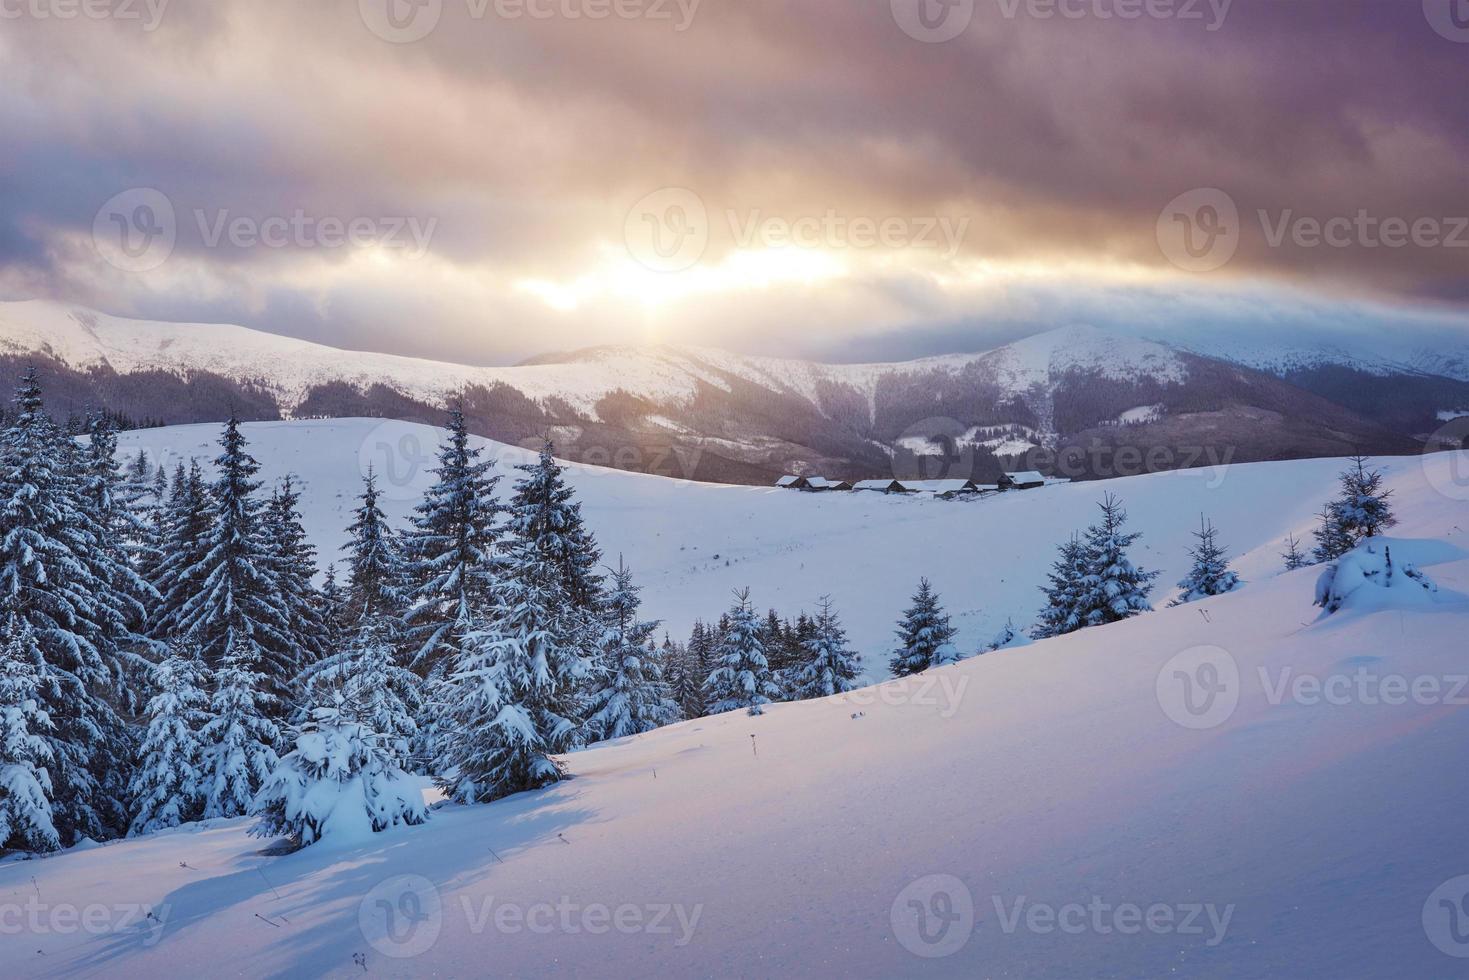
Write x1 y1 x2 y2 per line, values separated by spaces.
0 0 1464 362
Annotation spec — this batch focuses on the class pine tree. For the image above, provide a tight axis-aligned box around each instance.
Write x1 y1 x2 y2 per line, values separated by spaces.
1072 494 1158 628
0 370 133 843
405 407 505 675
1333 456 1398 542
343 468 411 625
159 419 293 695
658 635 693 722
676 625 710 720
431 532 591 804
890 578 959 676
1282 534 1309 571
789 596 861 700
507 440 605 614
81 413 153 636
298 615 421 764
198 637 280 820
0 617 60 852
704 589 779 716
251 699 427 847
149 459 211 637
1032 535 1087 640
316 563 348 661
128 644 210 836
263 475 326 684
1169 516 1242 606
586 560 678 740
1312 504 1354 565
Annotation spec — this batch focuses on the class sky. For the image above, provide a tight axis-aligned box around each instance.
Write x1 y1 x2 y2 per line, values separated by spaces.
1 0 1466 365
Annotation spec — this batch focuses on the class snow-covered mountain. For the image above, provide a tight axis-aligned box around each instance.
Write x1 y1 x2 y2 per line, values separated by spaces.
0 300 1180 417
0 299 1449 483
7 427 1469 977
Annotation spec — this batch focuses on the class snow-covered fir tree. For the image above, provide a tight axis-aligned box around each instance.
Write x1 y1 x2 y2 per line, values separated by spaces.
127 643 211 837
81 413 154 638
264 475 326 676
148 460 210 629
133 460 171 587
789 596 861 700
198 636 280 820
586 560 678 740
1311 503 1355 565
251 698 427 847
404 406 505 675
986 618 1023 652
1282 534 1309 571
703 589 779 716
431 531 592 803
1332 456 1398 542
298 614 421 764
0 370 133 843
507 440 605 615
158 418 293 699
657 635 694 722
342 468 411 625
1169 516 1242 606
1072 495 1158 628
672 627 708 720
1032 534 1087 640
890 578 959 676
0 617 60 853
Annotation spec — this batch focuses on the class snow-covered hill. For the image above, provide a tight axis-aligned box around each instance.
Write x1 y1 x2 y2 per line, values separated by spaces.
0 300 1183 418
1 299 1448 483
4 439 1468 978
112 419 1458 670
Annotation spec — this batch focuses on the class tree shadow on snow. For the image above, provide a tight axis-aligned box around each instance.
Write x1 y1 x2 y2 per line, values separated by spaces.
62 784 602 977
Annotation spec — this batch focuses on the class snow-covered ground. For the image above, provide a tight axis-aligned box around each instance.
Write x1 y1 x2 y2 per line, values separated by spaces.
3 438 1469 978
113 419 1460 663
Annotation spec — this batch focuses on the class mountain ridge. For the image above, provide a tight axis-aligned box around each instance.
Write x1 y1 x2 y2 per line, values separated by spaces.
0 299 1452 484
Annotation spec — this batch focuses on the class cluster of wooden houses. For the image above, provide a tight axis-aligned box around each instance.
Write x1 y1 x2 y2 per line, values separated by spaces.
774 471 1060 499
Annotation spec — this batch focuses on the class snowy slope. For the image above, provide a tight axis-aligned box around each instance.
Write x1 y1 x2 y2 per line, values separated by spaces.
3 450 1468 978
114 420 1457 671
